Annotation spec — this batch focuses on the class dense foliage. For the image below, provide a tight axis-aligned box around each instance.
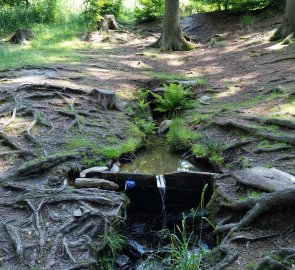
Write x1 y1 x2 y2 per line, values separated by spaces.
0 0 76 34
134 0 164 22
83 0 122 30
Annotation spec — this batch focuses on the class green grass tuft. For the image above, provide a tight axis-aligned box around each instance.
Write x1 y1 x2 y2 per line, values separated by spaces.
166 118 200 152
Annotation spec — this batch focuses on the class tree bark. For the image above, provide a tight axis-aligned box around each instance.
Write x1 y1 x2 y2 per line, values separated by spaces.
270 0 295 41
151 0 194 51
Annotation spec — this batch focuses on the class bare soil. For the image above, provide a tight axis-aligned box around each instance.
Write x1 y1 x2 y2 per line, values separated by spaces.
0 11 294 269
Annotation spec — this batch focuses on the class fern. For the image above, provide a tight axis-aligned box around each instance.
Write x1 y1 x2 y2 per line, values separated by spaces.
152 83 192 115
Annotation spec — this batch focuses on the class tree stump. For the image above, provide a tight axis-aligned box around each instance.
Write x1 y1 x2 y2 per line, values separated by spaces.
100 15 120 32
91 89 125 110
10 29 34 44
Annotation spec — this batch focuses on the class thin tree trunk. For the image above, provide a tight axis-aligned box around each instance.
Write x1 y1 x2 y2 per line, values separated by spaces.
270 0 295 41
151 0 193 51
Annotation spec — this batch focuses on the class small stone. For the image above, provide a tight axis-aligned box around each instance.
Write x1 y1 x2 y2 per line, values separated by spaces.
158 120 172 135
74 208 83 217
199 95 210 103
111 161 120 173
45 222 50 228
115 255 131 268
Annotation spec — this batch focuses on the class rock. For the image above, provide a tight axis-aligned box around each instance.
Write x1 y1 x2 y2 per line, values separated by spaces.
198 95 210 105
74 208 83 217
232 167 295 192
111 161 120 172
158 120 172 135
80 166 109 178
75 178 119 191
151 87 165 96
134 256 165 270
125 240 148 259
130 223 146 235
115 255 131 269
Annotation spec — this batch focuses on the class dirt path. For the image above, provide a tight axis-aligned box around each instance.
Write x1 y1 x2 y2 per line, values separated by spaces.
0 13 294 270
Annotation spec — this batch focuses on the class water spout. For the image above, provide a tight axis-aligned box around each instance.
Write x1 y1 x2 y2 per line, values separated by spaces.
156 175 167 229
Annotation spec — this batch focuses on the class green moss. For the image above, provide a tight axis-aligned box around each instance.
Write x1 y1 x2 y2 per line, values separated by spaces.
239 191 262 201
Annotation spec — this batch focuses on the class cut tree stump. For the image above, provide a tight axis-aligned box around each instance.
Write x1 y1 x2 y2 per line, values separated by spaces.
91 89 125 110
10 29 34 44
75 178 119 191
232 167 295 192
100 15 120 32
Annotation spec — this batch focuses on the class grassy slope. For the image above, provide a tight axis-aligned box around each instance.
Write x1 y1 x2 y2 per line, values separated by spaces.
0 19 90 70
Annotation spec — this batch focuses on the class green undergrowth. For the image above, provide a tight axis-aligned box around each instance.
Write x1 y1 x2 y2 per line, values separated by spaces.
92 218 127 270
192 139 225 167
166 118 201 152
0 18 87 70
152 83 193 115
239 191 262 201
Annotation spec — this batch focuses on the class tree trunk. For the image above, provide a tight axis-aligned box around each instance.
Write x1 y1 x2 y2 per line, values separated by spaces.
270 0 295 41
151 0 193 51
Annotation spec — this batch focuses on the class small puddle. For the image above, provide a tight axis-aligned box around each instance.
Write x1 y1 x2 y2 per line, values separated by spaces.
121 140 201 174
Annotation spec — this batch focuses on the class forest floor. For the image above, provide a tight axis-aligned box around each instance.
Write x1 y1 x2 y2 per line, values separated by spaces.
0 11 294 270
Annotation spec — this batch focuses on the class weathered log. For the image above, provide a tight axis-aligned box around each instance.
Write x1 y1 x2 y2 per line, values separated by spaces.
80 166 109 178
75 178 119 191
232 167 295 192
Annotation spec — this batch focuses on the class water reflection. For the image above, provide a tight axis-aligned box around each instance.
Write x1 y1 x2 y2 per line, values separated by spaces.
121 144 199 174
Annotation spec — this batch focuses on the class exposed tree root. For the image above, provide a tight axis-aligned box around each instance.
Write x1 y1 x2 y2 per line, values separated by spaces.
253 145 292 153
0 181 125 269
245 116 295 129
0 150 34 158
223 139 256 151
273 154 295 162
209 244 239 270
5 222 24 261
261 56 295 65
216 119 295 145
13 154 79 178
17 83 88 95
23 112 39 144
230 233 280 243
254 256 294 270
0 132 22 150
211 188 295 269
1 107 17 130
